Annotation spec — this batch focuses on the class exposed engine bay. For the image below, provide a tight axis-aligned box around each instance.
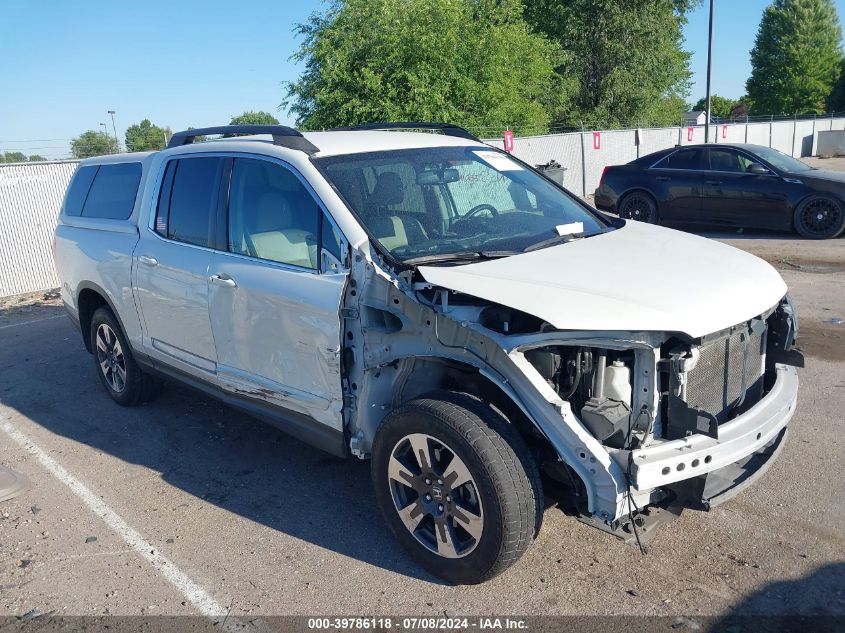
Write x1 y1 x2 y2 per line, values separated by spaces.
341 242 801 540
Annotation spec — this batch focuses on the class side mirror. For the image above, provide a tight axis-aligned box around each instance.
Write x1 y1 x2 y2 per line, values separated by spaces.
748 163 770 175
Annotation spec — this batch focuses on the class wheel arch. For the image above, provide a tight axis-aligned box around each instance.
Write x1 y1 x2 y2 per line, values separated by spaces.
360 355 582 490
76 282 129 353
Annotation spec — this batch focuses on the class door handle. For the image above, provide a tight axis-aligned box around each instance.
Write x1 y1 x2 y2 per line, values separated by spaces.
655 176 671 181
138 255 158 266
209 273 236 287
706 180 722 186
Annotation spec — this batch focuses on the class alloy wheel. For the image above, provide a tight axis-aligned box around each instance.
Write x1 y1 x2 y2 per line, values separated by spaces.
387 433 483 559
799 198 843 237
620 194 656 223
95 323 127 393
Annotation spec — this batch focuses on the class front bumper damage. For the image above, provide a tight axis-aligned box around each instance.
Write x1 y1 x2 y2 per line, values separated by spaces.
626 363 798 495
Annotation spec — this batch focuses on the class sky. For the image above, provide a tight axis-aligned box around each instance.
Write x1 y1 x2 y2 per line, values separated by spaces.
2 0 845 159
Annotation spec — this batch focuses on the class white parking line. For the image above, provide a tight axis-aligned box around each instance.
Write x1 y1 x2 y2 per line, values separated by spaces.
0 416 227 618
0 315 66 330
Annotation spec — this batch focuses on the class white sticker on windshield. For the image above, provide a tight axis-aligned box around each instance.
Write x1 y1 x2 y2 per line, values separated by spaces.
473 150 524 171
555 222 584 236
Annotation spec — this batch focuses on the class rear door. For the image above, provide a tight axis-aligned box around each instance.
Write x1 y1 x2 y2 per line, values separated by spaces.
206 156 348 431
702 148 792 229
133 156 227 378
645 148 705 222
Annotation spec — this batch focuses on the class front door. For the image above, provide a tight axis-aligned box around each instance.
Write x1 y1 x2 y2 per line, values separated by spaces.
206 156 348 430
134 156 228 378
702 148 792 229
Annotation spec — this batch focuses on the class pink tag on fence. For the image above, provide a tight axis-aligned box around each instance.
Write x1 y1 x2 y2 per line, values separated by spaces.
503 130 514 153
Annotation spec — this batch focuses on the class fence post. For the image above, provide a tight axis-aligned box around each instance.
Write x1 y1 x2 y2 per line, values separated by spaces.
769 115 773 148
791 114 797 157
580 131 587 198
745 121 749 143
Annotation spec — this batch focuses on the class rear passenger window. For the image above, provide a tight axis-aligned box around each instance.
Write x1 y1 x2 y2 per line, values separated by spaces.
64 163 141 219
64 166 98 217
157 157 225 248
655 149 703 170
227 158 321 269
81 163 142 219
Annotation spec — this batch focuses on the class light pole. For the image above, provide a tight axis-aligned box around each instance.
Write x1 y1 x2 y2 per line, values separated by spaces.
704 0 714 142
100 123 111 153
107 110 119 152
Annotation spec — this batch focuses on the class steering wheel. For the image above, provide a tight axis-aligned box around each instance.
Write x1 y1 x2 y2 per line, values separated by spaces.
463 203 499 218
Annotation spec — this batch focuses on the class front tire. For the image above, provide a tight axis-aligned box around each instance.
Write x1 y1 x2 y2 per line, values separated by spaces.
90 307 160 406
618 191 659 223
794 195 845 239
371 392 542 584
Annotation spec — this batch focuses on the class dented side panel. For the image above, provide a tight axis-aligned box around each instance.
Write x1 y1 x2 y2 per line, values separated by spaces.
207 251 347 430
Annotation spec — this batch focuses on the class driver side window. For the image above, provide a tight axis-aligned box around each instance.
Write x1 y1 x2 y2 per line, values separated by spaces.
708 149 747 173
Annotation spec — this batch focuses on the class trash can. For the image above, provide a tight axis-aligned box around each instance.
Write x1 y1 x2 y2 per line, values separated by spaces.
534 159 567 186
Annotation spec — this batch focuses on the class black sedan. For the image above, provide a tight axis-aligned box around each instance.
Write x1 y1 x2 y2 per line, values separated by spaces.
594 143 845 239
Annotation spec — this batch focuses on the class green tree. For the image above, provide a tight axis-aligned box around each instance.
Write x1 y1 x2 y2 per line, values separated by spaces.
284 0 560 135
70 131 119 158
125 119 172 152
229 111 280 125
692 95 739 118
27 154 47 162
747 0 843 114
1 151 28 163
524 0 699 128
827 59 845 110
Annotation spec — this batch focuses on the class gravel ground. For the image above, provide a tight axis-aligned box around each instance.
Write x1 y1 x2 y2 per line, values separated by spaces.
1 222 843 622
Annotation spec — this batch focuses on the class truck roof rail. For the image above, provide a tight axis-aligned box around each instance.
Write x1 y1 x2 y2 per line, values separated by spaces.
166 125 319 154
330 121 481 142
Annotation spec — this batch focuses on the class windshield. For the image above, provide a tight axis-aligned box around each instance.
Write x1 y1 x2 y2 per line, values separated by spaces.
753 146 814 173
316 146 607 262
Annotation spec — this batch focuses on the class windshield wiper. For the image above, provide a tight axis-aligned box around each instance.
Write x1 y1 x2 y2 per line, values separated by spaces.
522 233 582 253
402 250 519 265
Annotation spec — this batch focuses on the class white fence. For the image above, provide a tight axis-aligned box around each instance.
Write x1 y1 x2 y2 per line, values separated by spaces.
485 115 845 197
1 115 844 298
0 161 78 298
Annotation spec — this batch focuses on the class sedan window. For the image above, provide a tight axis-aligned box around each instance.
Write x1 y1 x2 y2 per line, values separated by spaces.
708 149 747 173
654 148 704 170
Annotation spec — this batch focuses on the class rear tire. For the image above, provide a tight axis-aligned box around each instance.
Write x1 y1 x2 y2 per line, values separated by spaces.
371 391 542 584
793 195 845 239
90 307 161 406
618 191 659 223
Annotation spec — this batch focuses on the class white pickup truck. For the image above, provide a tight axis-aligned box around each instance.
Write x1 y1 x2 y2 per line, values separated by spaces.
54 123 801 584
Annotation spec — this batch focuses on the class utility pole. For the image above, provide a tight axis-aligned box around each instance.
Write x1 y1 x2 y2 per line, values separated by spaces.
704 0 714 142
100 123 111 153
107 110 119 152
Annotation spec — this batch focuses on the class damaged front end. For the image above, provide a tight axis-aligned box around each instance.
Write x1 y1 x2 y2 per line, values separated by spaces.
513 295 801 537
342 243 800 543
